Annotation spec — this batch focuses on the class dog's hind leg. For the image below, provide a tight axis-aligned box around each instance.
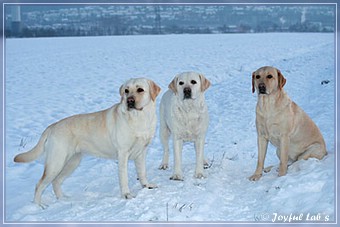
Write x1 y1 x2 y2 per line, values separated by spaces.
34 158 67 206
34 141 69 206
52 153 82 199
298 143 327 161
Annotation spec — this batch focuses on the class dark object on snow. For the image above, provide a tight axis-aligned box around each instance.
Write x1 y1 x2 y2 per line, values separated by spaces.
321 80 330 85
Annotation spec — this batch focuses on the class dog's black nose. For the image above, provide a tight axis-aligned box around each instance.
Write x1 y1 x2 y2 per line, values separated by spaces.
127 96 135 108
258 83 266 94
183 87 191 99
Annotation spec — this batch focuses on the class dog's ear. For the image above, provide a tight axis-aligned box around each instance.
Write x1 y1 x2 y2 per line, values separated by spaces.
252 72 255 93
119 85 124 97
199 74 211 92
119 84 125 102
148 80 161 101
277 69 286 90
168 76 178 94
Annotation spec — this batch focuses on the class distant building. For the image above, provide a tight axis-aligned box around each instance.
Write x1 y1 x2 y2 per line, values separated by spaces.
5 5 335 38
11 5 22 37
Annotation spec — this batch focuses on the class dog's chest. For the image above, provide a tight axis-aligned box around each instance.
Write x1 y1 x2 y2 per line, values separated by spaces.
172 102 207 140
127 110 156 140
109 107 156 157
256 105 288 147
257 115 281 145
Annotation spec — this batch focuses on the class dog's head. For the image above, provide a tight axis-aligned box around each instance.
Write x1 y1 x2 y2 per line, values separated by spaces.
168 72 211 100
252 66 286 95
120 78 161 111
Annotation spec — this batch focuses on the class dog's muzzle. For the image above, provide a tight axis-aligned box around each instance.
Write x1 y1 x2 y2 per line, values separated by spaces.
126 96 143 111
127 96 136 108
258 83 266 94
183 87 192 99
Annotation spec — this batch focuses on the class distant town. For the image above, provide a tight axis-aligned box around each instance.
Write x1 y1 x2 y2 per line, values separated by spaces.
5 4 335 38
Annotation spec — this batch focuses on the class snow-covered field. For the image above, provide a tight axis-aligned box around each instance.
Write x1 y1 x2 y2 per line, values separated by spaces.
4 33 335 223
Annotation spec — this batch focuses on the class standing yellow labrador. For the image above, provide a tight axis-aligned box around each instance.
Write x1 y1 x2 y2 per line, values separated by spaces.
249 66 327 181
14 78 161 206
159 72 211 180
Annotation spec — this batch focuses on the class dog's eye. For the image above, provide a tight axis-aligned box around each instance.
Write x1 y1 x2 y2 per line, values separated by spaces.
179 81 184 86
267 75 273 79
256 75 261 79
137 88 144 93
191 80 197 85
125 89 129 94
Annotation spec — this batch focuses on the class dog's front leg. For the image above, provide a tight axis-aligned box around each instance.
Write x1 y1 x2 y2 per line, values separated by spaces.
194 137 205 179
278 136 289 177
170 138 183 181
249 135 268 181
118 152 133 199
134 150 157 189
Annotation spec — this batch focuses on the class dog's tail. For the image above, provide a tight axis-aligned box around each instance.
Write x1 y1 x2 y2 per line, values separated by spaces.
14 127 51 163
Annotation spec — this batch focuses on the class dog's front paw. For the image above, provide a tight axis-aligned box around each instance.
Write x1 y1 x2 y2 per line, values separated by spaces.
203 162 210 169
278 163 288 177
159 163 169 170
194 173 205 179
263 165 274 173
122 193 135 199
249 174 262 181
57 194 71 202
170 174 184 181
37 202 49 210
143 183 158 189
278 168 287 177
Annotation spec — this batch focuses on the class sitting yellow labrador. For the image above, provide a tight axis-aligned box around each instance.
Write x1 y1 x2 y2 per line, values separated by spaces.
159 72 211 180
249 66 327 181
14 78 161 206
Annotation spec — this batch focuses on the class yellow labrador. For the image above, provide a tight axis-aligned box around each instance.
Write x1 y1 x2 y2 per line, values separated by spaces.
159 72 211 180
249 66 327 181
14 78 161 205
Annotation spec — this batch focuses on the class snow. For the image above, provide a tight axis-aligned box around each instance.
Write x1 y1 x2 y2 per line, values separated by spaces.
4 33 335 223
